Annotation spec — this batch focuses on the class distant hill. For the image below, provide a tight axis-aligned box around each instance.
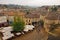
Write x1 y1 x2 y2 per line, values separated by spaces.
0 4 36 9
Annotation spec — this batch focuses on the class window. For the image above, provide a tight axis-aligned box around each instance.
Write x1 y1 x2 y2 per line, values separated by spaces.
29 20 30 22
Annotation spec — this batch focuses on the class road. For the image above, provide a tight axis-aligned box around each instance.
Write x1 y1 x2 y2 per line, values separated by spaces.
12 27 48 40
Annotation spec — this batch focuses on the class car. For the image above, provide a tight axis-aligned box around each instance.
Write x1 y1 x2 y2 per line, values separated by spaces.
23 25 35 32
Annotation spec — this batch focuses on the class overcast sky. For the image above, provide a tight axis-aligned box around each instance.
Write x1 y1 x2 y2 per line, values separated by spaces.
0 0 60 6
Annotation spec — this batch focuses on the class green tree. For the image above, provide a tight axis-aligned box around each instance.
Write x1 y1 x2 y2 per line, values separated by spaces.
51 6 57 11
12 15 25 32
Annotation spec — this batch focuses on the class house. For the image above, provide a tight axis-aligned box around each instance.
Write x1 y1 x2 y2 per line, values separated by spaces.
0 13 8 27
24 13 40 25
0 10 26 26
44 12 60 31
0 10 40 26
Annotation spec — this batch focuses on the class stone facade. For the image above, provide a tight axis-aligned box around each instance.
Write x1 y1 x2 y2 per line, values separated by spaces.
0 10 40 25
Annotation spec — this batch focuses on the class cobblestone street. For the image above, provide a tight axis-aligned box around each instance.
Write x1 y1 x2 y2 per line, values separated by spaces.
12 28 48 40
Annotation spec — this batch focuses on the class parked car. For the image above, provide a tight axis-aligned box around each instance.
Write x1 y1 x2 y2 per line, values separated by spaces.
23 25 35 32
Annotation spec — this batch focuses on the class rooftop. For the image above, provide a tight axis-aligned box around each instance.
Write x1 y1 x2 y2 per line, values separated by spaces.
25 13 40 18
45 12 60 20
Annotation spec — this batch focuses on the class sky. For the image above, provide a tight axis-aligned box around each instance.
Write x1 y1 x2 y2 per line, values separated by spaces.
0 0 60 6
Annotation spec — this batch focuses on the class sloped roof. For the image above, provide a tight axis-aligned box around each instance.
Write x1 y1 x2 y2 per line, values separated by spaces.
45 12 60 20
0 10 40 18
0 11 25 16
25 14 40 18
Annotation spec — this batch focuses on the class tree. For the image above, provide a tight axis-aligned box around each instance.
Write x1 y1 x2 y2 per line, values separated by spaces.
12 15 25 32
51 6 57 12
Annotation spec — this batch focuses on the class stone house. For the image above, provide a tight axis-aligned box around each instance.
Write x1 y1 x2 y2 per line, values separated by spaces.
0 10 40 25
24 13 40 25
44 12 60 31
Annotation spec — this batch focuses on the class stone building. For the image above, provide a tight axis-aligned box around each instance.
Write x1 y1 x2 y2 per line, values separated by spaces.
24 13 40 25
0 10 25 27
44 12 60 31
0 10 40 26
